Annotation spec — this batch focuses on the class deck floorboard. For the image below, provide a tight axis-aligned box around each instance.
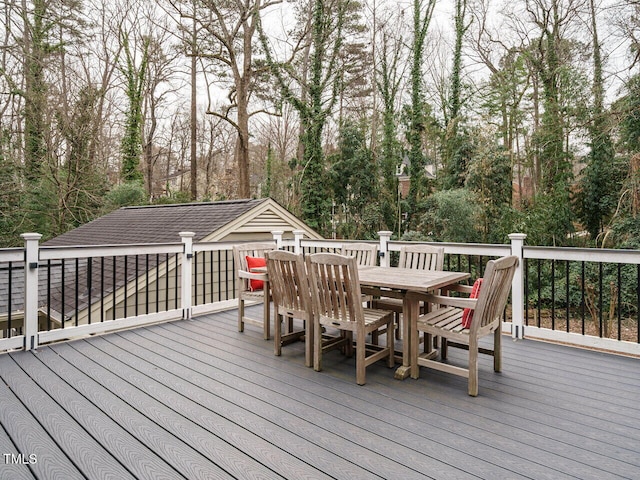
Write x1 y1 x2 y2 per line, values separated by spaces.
1 306 639 480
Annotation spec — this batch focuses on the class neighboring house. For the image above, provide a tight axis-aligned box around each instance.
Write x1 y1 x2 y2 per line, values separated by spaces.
1 198 321 332
396 155 437 198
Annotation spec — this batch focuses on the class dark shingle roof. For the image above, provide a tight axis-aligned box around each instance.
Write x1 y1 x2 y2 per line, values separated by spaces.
44 199 267 246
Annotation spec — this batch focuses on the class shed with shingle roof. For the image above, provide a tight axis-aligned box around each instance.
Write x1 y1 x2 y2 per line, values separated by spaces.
44 198 320 246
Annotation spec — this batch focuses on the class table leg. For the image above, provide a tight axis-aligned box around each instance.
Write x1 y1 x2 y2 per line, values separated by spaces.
394 295 414 380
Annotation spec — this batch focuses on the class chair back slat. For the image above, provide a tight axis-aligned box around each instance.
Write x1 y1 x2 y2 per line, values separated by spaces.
472 256 518 331
340 243 378 266
265 250 310 315
307 253 364 324
398 245 444 271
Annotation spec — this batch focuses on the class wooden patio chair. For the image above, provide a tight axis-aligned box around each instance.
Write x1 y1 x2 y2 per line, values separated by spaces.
265 250 313 367
410 255 518 396
371 244 445 339
306 253 395 385
233 241 276 340
340 243 378 267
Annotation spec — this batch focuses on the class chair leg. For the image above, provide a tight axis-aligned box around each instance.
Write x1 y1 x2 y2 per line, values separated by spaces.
494 328 502 372
386 321 395 368
238 298 244 332
274 314 282 356
262 295 271 340
468 339 479 396
425 333 433 355
313 320 323 372
441 338 448 360
305 319 313 368
356 329 366 385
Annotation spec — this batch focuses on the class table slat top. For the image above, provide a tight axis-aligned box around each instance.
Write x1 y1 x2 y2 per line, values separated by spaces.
358 266 470 292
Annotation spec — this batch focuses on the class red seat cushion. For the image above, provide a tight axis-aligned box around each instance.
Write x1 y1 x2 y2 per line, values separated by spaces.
245 256 267 291
461 278 482 329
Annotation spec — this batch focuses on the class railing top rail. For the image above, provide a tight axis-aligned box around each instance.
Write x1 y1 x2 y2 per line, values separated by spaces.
0 248 25 262
39 242 184 260
524 246 640 264
388 241 511 257
299 239 348 249
193 241 245 253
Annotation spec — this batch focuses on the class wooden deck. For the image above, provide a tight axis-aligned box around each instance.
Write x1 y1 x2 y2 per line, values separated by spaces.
1 306 639 480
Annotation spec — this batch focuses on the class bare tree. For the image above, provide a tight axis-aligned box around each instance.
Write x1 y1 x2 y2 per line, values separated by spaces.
195 0 282 199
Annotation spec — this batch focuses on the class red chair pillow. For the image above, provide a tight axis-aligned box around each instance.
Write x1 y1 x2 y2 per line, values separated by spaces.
245 256 267 291
461 278 482 329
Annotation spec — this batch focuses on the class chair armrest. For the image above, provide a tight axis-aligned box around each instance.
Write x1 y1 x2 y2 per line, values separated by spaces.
238 269 268 282
421 293 477 310
440 284 473 295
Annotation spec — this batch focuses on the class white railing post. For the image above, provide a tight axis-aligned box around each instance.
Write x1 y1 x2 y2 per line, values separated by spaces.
271 230 284 250
180 232 195 320
378 230 392 267
509 233 527 340
293 230 305 255
22 233 42 350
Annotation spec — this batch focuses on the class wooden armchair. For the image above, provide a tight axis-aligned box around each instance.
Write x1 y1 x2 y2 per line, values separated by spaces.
306 253 394 385
410 255 518 396
265 250 313 366
372 244 445 339
233 242 276 340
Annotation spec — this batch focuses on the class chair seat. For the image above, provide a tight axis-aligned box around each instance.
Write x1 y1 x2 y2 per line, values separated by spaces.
318 308 393 332
419 306 467 333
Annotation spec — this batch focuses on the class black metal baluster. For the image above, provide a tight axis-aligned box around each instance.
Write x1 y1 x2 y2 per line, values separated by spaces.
113 256 117 321
145 254 149 314
617 264 622 341
194 251 198 306
209 250 214 303
551 260 556 330
174 253 179 309
75 258 79 326
87 258 92 325
537 259 541 327
100 257 105 322
217 250 222 302
156 253 160 313
598 263 603 337
47 260 51 331
135 255 139 317
581 261 586 335
124 256 128 318
7 262 12 336
524 258 529 326
565 260 570 333
165 253 169 312
231 251 236 301
61 259 65 328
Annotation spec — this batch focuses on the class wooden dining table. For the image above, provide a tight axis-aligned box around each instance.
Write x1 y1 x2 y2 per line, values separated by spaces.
357 266 470 379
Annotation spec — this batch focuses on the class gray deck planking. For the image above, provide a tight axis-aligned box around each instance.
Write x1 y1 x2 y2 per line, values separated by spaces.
0 306 638 480
177 314 638 480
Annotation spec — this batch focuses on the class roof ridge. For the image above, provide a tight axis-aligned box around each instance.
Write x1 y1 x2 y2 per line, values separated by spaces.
121 198 263 210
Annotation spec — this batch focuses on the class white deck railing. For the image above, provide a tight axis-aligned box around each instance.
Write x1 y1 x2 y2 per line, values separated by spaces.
1 231 639 356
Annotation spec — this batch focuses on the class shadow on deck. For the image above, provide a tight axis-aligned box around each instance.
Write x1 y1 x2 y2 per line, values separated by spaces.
1 306 639 479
